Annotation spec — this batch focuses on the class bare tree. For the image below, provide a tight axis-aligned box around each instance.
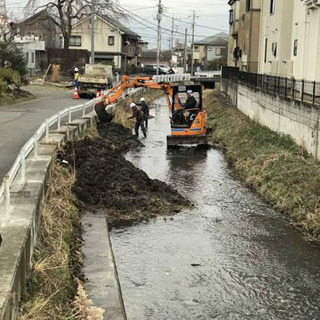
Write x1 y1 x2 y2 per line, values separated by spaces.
24 0 123 49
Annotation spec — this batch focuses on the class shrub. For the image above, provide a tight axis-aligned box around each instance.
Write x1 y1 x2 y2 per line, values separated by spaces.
0 68 21 95
0 42 28 78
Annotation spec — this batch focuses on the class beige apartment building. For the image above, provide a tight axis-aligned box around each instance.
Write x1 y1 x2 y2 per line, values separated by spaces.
291 0 320 81
256 0 320 81
258 0 294 76
227 0 262 73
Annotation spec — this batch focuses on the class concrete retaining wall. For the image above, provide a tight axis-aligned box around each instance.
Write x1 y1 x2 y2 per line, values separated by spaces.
0 106 127 319
221 80 320 160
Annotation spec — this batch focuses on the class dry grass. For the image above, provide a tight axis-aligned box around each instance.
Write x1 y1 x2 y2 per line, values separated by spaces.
18 154 103 319
205 89 320 241
72 281 105 320
19 162 79 319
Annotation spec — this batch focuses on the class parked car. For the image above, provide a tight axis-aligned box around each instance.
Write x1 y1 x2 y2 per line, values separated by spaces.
143 64 168 75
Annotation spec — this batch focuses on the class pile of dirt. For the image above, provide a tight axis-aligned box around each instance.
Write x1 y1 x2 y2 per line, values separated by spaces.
65 124 189 225
97 122 143 152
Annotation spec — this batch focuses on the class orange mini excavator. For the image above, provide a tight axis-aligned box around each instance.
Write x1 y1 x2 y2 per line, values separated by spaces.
95 75 209 147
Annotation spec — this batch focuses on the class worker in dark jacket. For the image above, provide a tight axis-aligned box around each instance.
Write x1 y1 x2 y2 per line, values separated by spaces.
184 90 197 110
127 103 147 138
138 97 149 129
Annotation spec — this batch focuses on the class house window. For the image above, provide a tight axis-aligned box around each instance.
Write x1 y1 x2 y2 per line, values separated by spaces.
229 10 234 24
108 36 115 46
293 39 298 56
270 0 275 14
272 42 277 57
26 52 29 63
31 52 34 63
246 0 251 11
70 35 81 47
264 38 268 63
216 48 222 56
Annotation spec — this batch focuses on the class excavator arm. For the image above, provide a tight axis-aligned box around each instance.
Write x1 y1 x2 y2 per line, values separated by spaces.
100 75 182 112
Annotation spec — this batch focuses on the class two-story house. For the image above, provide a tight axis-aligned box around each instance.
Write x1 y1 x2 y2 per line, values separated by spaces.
291 0 320 81
11 9 61 75
194 32 228 68
258 0 294 76
69 14 141 71
228 0 262 73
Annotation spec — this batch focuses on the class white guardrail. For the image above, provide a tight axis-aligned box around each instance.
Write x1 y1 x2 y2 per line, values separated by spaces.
0 97 100 220
152 74 191 83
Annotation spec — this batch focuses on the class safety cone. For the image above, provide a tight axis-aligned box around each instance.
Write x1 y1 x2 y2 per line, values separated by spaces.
73 86 79 99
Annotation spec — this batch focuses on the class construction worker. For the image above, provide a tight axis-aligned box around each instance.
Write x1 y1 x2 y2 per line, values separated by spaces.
74 67 79 89
184 90 197 110
138 97 149 129
128 102 147 138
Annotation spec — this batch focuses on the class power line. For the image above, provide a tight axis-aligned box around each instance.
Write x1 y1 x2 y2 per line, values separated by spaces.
162 12 228 32
112 2 217 39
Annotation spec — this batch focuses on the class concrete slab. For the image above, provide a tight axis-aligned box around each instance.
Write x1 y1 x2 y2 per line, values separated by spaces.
39 133 66 147
51 125 79 141
82 112 98 127
82 213 127 320
66 118 89 132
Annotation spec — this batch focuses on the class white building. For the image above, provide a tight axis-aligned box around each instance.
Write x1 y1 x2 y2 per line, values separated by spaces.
292 0 320 81
258 0 294 76
258 0 320 81
14 36 46 75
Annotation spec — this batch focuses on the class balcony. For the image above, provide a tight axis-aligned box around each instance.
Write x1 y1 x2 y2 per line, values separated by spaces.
301 0 320 8
122 45 139 58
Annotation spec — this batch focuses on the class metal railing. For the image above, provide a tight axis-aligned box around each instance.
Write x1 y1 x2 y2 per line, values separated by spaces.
152 74 191 83
222 66 320 106
0 97 99 220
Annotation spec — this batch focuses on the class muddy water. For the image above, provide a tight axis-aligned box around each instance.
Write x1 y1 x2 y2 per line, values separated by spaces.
110 99 320 320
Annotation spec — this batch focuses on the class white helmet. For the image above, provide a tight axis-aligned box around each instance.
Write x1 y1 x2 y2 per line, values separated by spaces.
130 102 136 109
187 89 193 94
140 97 146 102
74 67 79 72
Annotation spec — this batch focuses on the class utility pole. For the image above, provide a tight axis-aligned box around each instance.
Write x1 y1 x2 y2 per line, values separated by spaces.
183 28 188 73
156 0 163 75
90 0 95 64
171 14 174 53
191 10 196 75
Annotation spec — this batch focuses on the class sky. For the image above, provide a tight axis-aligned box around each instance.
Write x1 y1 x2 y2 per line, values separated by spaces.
5 0 229 49
117 0 229 48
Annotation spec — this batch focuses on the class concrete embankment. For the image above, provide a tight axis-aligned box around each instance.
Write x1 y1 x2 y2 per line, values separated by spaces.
205 89 320 241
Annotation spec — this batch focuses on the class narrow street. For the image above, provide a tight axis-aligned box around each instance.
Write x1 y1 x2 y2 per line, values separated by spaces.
0 85 88 179
110 99 320 320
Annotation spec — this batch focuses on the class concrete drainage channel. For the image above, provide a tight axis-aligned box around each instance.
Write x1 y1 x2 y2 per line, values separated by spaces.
0 90 141 320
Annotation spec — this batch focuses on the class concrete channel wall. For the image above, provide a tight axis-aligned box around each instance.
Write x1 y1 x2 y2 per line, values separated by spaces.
0 93 136 319
221 80 320 160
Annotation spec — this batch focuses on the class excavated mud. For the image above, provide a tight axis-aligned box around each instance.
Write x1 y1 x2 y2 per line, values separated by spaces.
97 122 143 152
65 123 189 225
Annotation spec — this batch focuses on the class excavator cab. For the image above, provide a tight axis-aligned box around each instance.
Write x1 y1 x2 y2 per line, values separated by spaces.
167 84 208 147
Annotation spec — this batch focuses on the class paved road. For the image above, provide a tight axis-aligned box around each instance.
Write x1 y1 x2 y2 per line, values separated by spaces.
0 85 89 180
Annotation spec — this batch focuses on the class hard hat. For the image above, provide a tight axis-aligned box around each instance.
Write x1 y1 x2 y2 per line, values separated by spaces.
140 97 145 102
130 102 136 108
74 67 79 72
187 89 193 94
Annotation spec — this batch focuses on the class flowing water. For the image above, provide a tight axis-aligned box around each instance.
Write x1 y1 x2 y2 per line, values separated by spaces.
110 99 320 320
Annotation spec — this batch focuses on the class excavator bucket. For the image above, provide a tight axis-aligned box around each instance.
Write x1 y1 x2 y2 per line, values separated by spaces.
166 134 208 147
